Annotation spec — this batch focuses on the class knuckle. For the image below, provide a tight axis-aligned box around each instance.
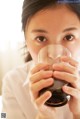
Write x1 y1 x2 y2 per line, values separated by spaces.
72 67 77 74
73 75 78 82
61 62 66 69
35 63 41 69
60 72 65 77
39 80 45 87
61 62 65 67
37 63 48 69
39 70 45 77
30 63 43 74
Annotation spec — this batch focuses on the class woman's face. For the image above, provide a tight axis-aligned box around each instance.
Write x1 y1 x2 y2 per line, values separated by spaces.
25 5 80 63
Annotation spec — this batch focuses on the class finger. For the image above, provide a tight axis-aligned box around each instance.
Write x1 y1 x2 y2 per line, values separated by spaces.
53 62 76 74
53 71 77 85
30 70 53 83
31 63 50 74
30 78 53 98
35 91 52 107
61 56 78 67
62 85 80 99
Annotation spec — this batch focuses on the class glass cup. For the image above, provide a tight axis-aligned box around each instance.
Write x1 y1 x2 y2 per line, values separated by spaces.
38 44 71 107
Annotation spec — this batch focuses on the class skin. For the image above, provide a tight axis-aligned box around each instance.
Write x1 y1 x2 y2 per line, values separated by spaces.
25 5 80 119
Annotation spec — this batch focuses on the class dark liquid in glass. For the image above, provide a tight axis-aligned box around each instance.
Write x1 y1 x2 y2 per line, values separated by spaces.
39 78 70 107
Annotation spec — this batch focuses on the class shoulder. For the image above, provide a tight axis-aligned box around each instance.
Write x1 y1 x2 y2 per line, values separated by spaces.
2 60 34 87
2 61 38 118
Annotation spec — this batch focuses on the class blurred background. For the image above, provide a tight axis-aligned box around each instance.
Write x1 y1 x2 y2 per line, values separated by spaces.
0 0 25 95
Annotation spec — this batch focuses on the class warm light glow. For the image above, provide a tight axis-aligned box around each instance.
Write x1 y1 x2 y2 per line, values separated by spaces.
0 41 7 53
0 0 24 52
0 0 24 90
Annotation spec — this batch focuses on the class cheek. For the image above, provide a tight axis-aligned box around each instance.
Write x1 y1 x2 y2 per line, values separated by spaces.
70 45 80 63
29 47 38 63
26 41 41 63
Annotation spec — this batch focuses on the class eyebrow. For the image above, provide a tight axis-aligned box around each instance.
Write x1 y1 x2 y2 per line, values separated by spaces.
31 29 48 33
63 27 77 32
31 27 77 33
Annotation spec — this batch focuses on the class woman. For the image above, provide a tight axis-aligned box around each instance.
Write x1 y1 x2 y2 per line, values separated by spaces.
2 0 80 119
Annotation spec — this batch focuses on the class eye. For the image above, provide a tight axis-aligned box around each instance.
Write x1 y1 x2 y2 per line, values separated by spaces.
35 36 47 42
63 34 74 41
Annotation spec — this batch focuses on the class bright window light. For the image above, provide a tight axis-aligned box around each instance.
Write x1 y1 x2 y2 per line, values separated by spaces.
0 0 24 52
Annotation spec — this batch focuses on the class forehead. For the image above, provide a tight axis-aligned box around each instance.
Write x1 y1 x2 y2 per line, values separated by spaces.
26 5 80 32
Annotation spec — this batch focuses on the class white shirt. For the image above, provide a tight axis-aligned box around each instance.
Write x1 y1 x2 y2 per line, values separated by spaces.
2 61 73 119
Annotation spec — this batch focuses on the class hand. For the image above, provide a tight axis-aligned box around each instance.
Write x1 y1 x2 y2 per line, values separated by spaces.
53 56 80 116
29 63 57 119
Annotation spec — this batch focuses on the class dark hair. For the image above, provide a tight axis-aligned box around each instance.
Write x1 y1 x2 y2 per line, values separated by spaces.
21 0 80 62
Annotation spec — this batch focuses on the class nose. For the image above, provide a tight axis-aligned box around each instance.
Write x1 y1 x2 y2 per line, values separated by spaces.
49 38 61 45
